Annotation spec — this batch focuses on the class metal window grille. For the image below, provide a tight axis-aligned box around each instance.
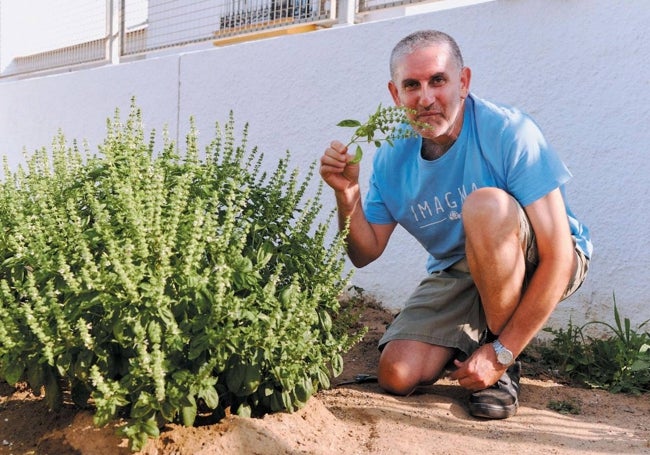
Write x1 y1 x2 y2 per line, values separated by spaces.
0 0 108 77
0 0 433 79
358 0 438 13
125 0 334 55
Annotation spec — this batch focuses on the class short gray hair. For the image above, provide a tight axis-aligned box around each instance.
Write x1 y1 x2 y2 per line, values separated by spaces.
389 30 464 80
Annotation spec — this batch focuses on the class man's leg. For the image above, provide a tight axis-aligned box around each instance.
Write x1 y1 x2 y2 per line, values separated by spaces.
378 340 455 395
375 259 483 396
462 187 527 335
460 187 530 419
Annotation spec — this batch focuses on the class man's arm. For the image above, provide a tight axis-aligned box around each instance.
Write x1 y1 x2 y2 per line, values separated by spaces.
320 140 396 267
452 188 575 389
497 188 575 356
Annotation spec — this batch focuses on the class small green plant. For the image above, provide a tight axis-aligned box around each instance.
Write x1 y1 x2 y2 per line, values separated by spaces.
540 296 650 394
337 104 420 164
0 100 364 451
547 399 582 415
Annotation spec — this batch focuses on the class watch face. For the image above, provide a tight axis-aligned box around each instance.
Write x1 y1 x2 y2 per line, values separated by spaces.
493 341 514 366
497 350 514 365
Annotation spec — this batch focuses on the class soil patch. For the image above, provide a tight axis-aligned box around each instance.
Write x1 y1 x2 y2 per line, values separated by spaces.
1 301 649 454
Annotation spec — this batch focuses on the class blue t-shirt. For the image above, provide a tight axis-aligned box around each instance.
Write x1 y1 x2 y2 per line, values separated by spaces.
363 94 592 273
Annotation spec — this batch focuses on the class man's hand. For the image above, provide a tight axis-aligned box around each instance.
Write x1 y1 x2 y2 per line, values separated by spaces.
449 344 506 391
319 140 360 193
318 139 396 268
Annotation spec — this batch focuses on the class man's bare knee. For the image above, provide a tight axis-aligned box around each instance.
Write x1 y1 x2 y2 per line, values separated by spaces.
463 187 515 228
378 359 418 396
378 341 454 395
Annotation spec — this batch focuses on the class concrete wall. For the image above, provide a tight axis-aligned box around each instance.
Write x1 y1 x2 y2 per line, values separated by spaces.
1 0 649 330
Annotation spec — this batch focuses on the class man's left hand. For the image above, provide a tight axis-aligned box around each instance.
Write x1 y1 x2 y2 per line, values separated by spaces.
449 344 506 391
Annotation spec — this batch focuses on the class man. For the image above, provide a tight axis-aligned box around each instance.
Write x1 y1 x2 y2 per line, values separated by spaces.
319 30 591 419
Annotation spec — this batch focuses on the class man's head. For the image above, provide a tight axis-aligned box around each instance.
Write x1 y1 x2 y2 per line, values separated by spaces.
388 30 470 145
389 30 464 81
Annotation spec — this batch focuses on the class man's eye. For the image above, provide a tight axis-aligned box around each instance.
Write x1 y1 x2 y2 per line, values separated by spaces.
404 81 419 90
431 76 446 86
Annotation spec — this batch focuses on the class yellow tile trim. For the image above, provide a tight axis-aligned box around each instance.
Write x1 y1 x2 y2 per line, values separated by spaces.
213 21 323 46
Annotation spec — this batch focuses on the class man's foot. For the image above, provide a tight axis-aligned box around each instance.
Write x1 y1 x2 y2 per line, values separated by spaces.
468 361 521 419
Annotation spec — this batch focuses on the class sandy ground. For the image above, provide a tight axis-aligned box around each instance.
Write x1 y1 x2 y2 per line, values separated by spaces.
1 301 649 455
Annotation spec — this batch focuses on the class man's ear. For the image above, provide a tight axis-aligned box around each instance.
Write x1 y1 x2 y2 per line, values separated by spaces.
388 80 401 106
460 66 471 99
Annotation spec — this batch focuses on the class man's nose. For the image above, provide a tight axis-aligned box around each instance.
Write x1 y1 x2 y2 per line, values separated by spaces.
419 86 435 107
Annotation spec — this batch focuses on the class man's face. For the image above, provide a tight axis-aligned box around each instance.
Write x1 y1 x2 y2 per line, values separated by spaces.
388 44 471 143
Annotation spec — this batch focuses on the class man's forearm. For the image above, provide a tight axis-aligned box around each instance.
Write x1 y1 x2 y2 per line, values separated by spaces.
335 186 362 233
334 186 391 268
498 256 574 357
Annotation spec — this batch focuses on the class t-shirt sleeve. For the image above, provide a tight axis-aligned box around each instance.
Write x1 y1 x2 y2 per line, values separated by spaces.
502 114 573 207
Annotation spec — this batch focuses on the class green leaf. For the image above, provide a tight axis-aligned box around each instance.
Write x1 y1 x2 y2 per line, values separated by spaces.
2 361 24 385
142 417 160 437
316 366 331 389
226 363 245 392
331 353 344 377
355 125 370 137
336 119 361 128
26 361 45 391
348 146 363 165
240 364 262 396
160 401 178 422
199 386 219 409
294 377 313 403
188 333 210 360
226 356 262 396
180 395 197 426
269 391 284 411
236 402 252 418
131 392 157 419
125 428 149 453
256 243 273 268
157 306 176 327
318 310 333 331
630 358 650 372
280 390 293 410
44 368 62 411
73 350 95 380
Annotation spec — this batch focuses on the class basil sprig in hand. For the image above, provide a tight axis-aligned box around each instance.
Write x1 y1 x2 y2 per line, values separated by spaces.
337 104 420 164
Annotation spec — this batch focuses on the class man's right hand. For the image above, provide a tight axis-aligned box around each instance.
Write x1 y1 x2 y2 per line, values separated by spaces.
318 140 395 267
319 140 360 193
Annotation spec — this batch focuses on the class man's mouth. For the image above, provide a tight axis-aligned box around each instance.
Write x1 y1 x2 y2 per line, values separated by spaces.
417 111 442 120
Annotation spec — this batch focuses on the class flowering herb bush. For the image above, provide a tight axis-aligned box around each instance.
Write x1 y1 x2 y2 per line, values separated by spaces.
0 101 363 451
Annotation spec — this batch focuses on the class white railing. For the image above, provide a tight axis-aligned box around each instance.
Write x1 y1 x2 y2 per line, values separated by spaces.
358 0 423 12
130 0 333 51
0 0 110 77
0 0 432 79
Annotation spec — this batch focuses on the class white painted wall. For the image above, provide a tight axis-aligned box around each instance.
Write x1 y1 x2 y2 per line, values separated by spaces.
1 0 649 330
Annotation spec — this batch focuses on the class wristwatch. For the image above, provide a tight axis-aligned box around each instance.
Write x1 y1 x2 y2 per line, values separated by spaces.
492 340 515 367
